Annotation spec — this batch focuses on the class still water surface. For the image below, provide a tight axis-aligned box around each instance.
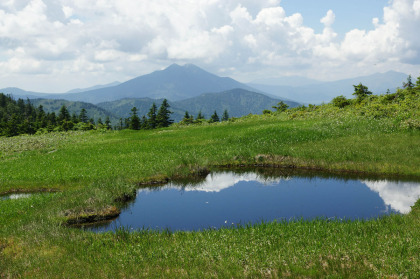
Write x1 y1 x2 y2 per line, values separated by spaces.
0 193 32 200
92 170 420 232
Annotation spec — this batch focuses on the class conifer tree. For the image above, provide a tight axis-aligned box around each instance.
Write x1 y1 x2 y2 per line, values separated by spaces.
210 111 219 123
272 101 289 112
71 112 79 124
105 116 111 130
129 107 141 130
58 105 70 123
222 109 229 121
352 83 372 101
147 103 157 129
403 75 414 89
196 111 205 120
183 111 190 121
79 108 88 123
140 115 148 129
156 99 173 128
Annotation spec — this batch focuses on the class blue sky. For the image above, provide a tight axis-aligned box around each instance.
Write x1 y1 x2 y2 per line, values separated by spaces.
281 0 387 34
0 0 419 92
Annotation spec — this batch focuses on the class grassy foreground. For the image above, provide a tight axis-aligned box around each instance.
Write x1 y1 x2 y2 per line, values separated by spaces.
1 99 420 277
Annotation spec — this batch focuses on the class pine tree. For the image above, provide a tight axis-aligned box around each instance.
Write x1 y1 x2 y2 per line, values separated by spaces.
140 115 148 129
79 108 88 123
129 107 141 130
221 109 229 121
183 111 190 121
105 116 111 130
272 101 289 112
156 99 173 128
147 103 157 129
210 111 219 123
58 105 70 123
403 75 414 89
352 83 372 101
196 111 205 120
71 112 79 124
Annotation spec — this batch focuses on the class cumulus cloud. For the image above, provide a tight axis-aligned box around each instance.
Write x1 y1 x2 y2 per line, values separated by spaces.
0 0 419 91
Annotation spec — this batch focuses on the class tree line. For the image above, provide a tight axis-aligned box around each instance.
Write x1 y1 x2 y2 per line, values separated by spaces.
0 93 111 137
179 109 230 125
0 93 233 137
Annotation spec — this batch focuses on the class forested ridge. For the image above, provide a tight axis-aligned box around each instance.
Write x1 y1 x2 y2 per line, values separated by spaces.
1 74 419 137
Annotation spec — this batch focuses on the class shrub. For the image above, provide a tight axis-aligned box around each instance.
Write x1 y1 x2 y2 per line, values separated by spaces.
331 95 351 108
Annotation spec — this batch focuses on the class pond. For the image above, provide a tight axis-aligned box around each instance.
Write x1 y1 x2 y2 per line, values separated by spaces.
0 193 33 200
91 169 420 232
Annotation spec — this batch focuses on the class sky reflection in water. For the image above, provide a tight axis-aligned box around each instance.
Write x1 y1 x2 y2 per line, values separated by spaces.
93 171 420 232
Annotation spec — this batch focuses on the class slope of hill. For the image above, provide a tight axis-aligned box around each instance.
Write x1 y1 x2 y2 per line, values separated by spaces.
173 89 299 119
30 99 119 124
66 81 121 93
3 64 260 104
97 88 299 122
249 71 408 104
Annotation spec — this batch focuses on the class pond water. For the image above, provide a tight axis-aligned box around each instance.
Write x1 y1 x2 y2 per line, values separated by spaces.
91 170 420 232
0 193 32 200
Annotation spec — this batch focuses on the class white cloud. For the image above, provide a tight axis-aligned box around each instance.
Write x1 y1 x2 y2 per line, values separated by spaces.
363 180 420 214
321 9 335 27
0 0 419 92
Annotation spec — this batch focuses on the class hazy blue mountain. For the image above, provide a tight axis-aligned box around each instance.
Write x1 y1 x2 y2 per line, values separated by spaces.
97 88 299 122
66 81 121 93
250 76 322 87
249 71 408 104
0 87 58 99
30 99 120 125
5 64 259 104
173 88 299 119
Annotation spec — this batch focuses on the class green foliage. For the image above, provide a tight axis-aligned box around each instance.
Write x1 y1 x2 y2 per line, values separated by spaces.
352 83 372 101
129 107 141 130
156 99 173 128
78 108 88 123
272 101 289 112
403 75 414 89
196 110 205 120
331 95 351 108
180 111 194 125
58 105 70 123
221 109 229 121
209 110 220 123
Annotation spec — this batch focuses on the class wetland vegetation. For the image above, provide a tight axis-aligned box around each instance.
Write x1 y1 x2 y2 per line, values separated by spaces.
1 83 419 278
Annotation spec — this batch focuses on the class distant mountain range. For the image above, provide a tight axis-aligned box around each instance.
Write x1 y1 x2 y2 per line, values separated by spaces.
96 89 297 122
0 64 410 124
30 99 120 124
2 64 258 104
248 71 408 104
65 81 121 94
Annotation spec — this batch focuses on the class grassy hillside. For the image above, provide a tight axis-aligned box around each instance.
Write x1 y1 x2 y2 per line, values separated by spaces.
0 85 419 278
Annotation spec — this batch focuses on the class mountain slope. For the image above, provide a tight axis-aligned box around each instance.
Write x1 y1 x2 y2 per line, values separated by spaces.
30 99 119 124
173 88 299 119
66 81 121 93
4 64 259 104
249 71 408 104
97 88 300 122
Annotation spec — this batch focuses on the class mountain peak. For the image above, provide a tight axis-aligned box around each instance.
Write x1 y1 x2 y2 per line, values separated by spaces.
166 63 182 70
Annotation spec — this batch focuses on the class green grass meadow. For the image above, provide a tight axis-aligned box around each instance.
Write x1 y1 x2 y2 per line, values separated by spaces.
1 102 420 277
